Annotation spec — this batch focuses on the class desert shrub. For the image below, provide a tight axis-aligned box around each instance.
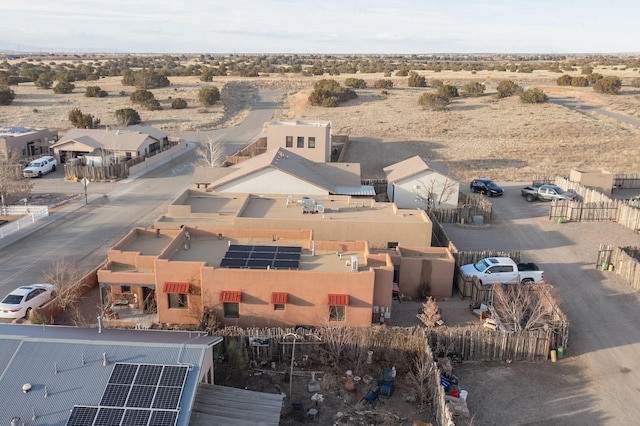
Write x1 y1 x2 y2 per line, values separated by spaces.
130 89 155 104
395 68 409 77
556 75 573 86
581 65 594 75
141 98 162 111
115 107 141 126
408 71 426 87
374 79 393 89
53 81 74 94
0 85 16 105
198 86 221 105
122 70 170 89
308 79 357 107
200 67 222 82
520 88 548 103
593 76 622 94
35 74 54 89
381 90 388 95
630 77 640 88
430 79 444 88
171 98 188 109
438 84 459 98
495 80 522 99
462 81 485 97
418 92 450 111
586 73 604 84
344 78 367 89
571 76 589 87
68 108 100 128
85 85 108 97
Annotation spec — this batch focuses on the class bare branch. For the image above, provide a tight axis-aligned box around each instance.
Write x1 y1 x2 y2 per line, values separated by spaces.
0 150 34 206
413 175 458 209
196 135 227 167
41 257 86 310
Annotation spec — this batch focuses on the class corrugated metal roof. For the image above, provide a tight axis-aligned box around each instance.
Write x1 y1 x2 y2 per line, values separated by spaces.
163 281 190 294
271 292 288 304
328 294 349 306
190 384 283 426
0 324 221 426
334 185 376 196
220 291 242 302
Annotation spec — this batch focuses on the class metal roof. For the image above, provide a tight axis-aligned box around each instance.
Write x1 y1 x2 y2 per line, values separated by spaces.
0 324 221 426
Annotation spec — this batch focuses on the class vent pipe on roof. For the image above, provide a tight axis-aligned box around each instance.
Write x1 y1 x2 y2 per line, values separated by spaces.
102 352 108 367
97 315 104 333
11 417 20 426
44 386 48 398
81 354 85 365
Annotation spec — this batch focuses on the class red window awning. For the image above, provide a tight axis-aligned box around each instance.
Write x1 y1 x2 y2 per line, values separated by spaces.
163 282 190 294
328 294 349 306
220 291 242 303
271 292 288 304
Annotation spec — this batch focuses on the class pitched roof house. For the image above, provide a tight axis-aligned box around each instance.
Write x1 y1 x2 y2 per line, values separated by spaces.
193 148 374 196
384 155 459 209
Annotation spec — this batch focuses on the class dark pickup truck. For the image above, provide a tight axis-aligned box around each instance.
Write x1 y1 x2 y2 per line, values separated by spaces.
521 184 577 202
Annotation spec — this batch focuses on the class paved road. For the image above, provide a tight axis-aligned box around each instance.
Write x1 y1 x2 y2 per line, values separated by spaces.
444 184 640 425
180 89 286 155
549 95 640 128
0 90 284 304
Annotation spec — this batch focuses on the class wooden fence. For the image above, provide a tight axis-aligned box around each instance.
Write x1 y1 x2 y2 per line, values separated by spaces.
597 244 640 290
548 176 640 232
613 173 640 189
430 192 493 224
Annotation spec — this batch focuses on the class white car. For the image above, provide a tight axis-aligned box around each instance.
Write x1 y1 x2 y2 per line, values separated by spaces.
0 284 54 319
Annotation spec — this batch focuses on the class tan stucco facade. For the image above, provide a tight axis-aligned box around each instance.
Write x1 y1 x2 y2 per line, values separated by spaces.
569 168 614 196
267 121 331 163
0 127 58 160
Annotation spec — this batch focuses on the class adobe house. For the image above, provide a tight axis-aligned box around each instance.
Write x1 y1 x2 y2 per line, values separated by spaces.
266 120 331 163
98 227 396 328
0 126 58 159
569 168 614 196
384 155 459 209
387 246 456 298
154 191 433 249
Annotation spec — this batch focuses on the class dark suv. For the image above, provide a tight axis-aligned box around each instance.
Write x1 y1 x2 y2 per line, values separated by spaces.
470 178 504 196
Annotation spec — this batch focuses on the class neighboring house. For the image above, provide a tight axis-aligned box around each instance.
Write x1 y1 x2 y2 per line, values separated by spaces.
193 148 374 196
51 126 169 164
98 225 452 329
0 126 58 160
0 324 285 426
384 155 459 209
267 120 331 163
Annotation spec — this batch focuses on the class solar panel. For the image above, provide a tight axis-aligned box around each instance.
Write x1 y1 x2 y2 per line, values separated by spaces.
94 407 125 426
251 251 276 260
67 406 98 425
220 258 247 268
109 363 138 384
126 385 155 408
253 245 277 252
122 409 151 425
273 260 300 269
135 364 163 386
150 411 178 425
247 259 272 269
153 386 182 410
224 250 250 259
276 252 300 260
228 244 250 251
159 365 188 387
100 384 130 407
278 246 302 253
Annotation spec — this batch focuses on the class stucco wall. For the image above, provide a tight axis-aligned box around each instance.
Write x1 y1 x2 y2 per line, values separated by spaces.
569 168 614 196
267 122 331 163
394 247 455 298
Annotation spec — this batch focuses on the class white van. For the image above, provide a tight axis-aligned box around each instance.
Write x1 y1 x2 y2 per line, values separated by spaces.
23 156 58 178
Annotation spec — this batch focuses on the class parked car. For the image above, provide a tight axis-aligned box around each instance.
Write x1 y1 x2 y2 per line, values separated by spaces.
0 284 54 319
23 155 57 178
460 257 544 285
521 184 577 202
470 178 504 196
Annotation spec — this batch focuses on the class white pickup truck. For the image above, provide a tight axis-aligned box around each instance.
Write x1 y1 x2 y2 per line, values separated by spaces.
23 155 57 178
460 257 545 285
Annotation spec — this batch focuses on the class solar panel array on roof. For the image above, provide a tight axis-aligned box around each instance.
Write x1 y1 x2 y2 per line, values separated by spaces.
67 363 188 426
220 245 302 270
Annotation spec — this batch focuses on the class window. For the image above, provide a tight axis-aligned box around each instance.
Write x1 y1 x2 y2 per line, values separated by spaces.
329 305 345 321
308 137 316 148
126 152 132 160
387 242 398 249
168 293 188 309
224 302 239 318
274 304 285 311
286 136 293 148
121 286 131 293
297 136 304 148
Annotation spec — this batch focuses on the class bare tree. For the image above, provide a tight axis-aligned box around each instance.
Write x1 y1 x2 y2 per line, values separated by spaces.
407 355 436 409
413 175 458 209
417 297 441 327
41 257 86 311
491 283 560 331
197 135 227 167
0 150 34 206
